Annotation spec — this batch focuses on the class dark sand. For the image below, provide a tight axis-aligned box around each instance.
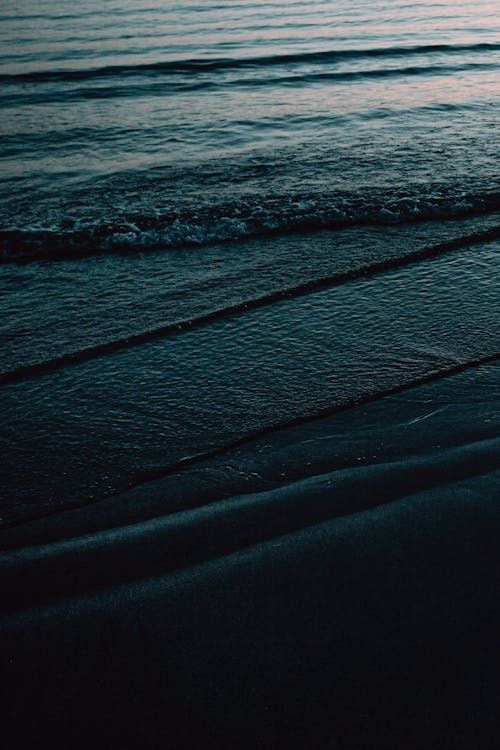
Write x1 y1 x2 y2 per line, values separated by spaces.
1 360 499 749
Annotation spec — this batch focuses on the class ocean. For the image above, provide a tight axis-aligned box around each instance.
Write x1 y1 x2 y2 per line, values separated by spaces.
1 0 499 523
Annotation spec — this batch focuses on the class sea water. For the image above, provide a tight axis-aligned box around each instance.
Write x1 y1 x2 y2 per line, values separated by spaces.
0 1 499 521
1 0 499 257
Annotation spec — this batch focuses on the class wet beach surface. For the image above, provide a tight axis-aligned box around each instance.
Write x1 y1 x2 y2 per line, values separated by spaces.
1 359 499 749
1 1 499 747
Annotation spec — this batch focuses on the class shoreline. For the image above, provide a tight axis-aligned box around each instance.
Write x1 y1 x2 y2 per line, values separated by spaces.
1 358 498 748
2 231 499 525
2 356 498 550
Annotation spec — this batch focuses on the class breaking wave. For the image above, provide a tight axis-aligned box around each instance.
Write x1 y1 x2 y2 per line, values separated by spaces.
2 188 499 262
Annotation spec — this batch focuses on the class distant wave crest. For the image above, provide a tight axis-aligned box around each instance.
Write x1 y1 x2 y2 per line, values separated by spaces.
2 42 500 84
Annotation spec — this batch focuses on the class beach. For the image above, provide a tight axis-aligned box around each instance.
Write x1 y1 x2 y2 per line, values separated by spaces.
1 358 499 748
1 1 499 747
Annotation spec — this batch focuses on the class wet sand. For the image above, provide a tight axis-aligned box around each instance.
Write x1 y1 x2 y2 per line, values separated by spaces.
1 359 498 749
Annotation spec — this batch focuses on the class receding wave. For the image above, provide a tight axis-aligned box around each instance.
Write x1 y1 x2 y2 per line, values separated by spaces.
1 226 498 386
2 42 499 83
56 353 500 508
1 189 499 263
0 355 498 540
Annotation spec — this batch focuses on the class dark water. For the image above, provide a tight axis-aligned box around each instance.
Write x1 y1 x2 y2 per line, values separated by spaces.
0 1 499 522
1 0 499 258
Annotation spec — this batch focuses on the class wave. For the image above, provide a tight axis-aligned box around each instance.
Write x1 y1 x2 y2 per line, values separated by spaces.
1 190 499 263
52 353 500 504
1 226 499 386
3 61 497 106
0 354 498 539
2 42 499 83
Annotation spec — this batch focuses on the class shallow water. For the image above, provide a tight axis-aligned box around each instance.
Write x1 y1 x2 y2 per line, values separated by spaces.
1 239 499 520
0 1 499 522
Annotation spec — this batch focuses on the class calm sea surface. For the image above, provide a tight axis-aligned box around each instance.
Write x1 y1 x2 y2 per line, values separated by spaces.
0 1 499 522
